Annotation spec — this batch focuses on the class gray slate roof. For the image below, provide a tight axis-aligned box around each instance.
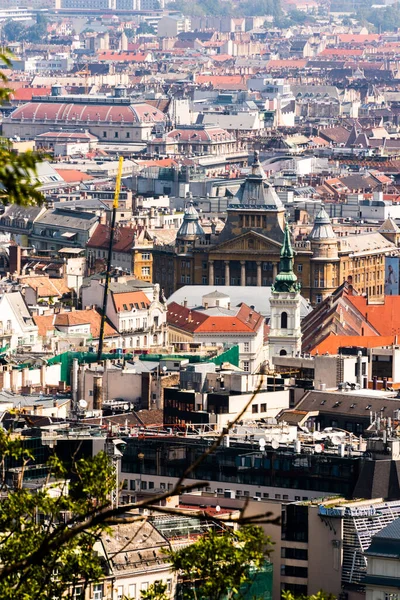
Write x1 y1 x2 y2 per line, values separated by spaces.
35 208 98 230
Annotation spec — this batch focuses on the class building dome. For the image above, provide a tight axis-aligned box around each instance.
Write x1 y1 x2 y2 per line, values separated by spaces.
9 101 165 124
309 207 336 240
232 151 283 209
177 201 205 241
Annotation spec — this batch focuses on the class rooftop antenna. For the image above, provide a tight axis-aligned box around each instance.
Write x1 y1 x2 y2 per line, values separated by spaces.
97 156 124 361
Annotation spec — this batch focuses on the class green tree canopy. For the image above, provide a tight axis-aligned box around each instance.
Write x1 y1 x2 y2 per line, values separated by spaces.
164 525 272 600
0 51 45 205
2 20 26 42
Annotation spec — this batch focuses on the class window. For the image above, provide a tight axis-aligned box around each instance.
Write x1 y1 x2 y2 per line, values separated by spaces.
73 586 84 600
281 312 288 329
243 341 250 352
280 565 308 578
281 547 308 560
166 580 172 593
202 276 208 284
252 404 258 414
142 253 150 260
93 584 103 600
128 584 136 598
6 320 12 331
126 132 130 138
115 131 119 138
243 361 249 372
316 294 322 303
261 403 267 412
130 480 136 490
181 275 185 283
103 131 107 138
117 586 124 600
280 349 287 356
297 264 303 272
186 275 190 283
142 267 150 276
141 583 149 592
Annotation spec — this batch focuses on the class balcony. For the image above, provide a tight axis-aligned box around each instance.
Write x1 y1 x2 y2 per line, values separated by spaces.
0 329 14 337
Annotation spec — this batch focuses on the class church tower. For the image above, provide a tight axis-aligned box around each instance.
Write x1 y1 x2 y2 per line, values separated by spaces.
268 223 302 362
309 206 339 304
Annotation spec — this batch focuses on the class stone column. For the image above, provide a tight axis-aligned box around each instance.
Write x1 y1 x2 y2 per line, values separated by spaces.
257 261 262 286
209 260 214 286
240 261 246 286
273 262 278 281
224 261 230 286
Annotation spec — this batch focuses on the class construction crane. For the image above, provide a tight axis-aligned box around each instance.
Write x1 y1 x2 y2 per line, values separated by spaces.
97 156 124 361
76 62 90 94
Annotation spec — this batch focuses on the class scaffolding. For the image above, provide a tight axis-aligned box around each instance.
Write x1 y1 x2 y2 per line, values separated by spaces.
342 500 400 588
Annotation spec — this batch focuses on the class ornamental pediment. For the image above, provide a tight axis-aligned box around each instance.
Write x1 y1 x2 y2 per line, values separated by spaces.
212 231 282 254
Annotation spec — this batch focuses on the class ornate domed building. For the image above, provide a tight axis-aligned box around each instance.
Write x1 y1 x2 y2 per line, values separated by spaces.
153 156 399 304
2 86 166 142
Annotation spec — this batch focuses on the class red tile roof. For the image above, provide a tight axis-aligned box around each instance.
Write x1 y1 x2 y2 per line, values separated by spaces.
10 87 51 101
33 314 55 337
54 308 118 338
311 333 395 355
338 34 381 43
113 291 150 313
97 51 151 62
347 296 400 336
87 223 138 253
167 302 264 334
267 59 307 69
55 169 94 183
320 48 364 57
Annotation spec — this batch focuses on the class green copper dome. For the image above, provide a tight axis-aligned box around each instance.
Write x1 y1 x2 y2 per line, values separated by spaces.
272 223 301 294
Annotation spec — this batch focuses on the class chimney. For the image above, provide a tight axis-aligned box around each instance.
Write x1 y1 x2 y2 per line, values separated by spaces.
9 245 22 275
93 375 103 410
183 298 188 308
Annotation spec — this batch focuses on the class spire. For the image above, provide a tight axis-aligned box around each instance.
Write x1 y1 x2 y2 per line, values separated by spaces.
272 223 300 294
309 206 336 240
177 199 205 241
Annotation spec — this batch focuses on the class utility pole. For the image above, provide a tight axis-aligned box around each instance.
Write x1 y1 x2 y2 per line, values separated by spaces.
97 156 124 361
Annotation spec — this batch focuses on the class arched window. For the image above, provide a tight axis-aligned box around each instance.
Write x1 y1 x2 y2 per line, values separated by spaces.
280 349 287 356
281 312 288 329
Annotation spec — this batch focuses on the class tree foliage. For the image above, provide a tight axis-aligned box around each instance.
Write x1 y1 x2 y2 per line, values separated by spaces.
140 581 170 600
3 14 48 43
282 591 336 600
165 0 280 17
2 20 26 42
356 3 400 31
165 525 272 600
0 429 116 600
0 51 45 205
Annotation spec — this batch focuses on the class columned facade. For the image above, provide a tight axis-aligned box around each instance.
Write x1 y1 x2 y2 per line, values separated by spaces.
206 257 281 287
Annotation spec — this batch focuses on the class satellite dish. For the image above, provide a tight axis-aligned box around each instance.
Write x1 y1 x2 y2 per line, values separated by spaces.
331 435 341 446
314 444 323 454
79 399 87 409
259 438 266 448
271 440 279 450
215 505 221 512
123 404 129 411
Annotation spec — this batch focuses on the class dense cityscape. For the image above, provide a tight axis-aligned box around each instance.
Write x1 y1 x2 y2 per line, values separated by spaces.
2 0 400 598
